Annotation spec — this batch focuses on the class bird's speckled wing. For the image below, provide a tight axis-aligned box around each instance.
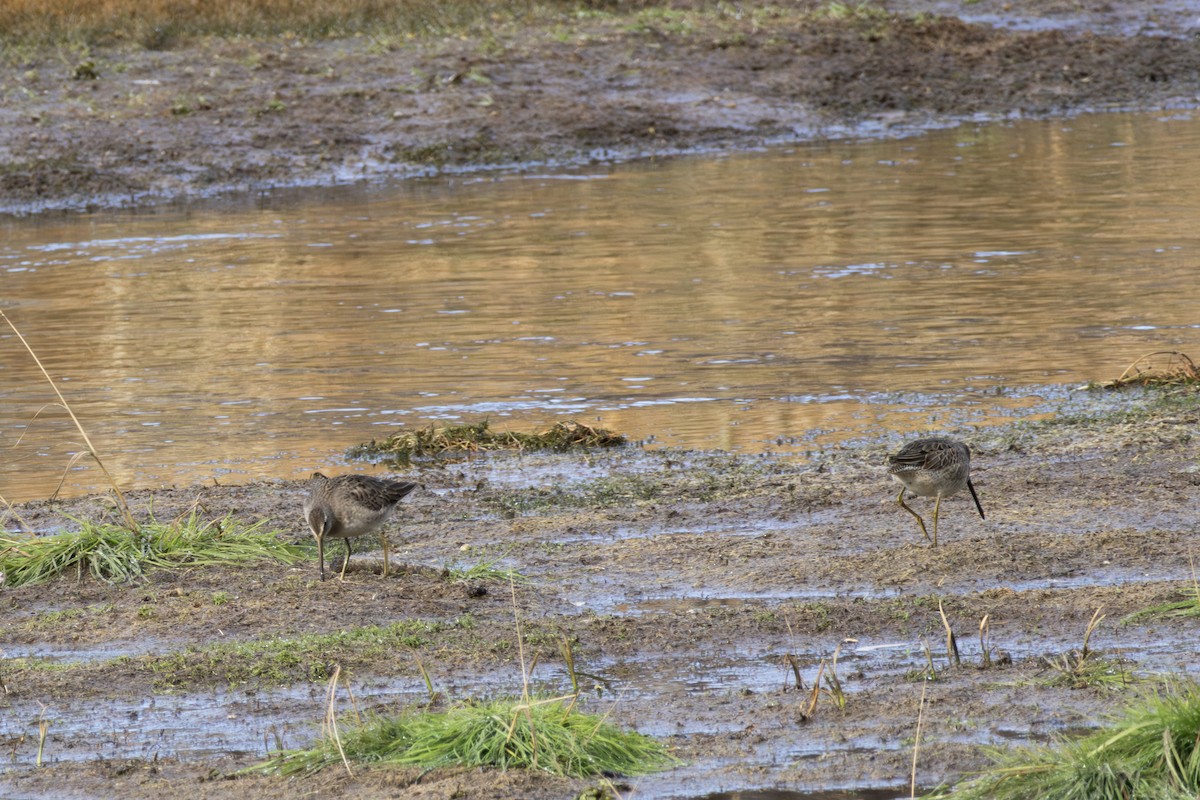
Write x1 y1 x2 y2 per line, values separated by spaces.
888 438 966 472
334 475 418 510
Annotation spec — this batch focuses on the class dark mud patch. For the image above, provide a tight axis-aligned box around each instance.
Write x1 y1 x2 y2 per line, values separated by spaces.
3 391 1200 797
3 1 1200 214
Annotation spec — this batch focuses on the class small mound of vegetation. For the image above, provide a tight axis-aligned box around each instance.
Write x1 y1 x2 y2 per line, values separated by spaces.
0 513 303 587
349 419 626 465
1123 585 1200 623
1093 351 1200 390
935 682 1200 799
250 695 679 778
146 619 459 688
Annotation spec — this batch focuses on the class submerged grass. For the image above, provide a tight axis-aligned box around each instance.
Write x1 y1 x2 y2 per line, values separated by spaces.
935 682 1200 799
350 419 626 465
249 695 679 778
0 512 303 587
146 619 459 688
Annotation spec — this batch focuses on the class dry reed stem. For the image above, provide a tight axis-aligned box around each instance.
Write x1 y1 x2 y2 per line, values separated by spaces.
1081 606 1104 660
979 614 991 668
938 598 960 667
804 661 825 718
784 653 806 692
322 664 353 777
0 494 32 533
0 310 138 532
506 577 541 767
910 679 928 798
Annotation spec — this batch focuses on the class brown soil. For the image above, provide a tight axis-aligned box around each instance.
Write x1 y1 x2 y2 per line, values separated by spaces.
3 391 1200 798
3 1 1200 214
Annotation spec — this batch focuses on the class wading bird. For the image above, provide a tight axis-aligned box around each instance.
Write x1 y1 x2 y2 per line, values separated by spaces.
304 472 418 580
887 437 984 547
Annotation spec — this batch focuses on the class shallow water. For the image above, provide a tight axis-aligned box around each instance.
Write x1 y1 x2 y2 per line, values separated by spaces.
4 109 1200 502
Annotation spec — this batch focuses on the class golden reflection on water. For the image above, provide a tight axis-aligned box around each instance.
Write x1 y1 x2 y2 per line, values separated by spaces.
3 110 1200 501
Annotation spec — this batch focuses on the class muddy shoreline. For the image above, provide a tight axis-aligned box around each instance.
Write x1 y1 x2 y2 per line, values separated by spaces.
3 1 1200 216
6 2 1200 797
3 389 1200 798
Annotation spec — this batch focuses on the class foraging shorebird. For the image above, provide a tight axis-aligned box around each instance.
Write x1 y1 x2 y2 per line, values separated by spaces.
887 437 984 547
304 472 418 580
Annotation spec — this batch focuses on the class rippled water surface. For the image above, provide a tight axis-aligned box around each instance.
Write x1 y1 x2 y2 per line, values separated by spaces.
4 109 1200 501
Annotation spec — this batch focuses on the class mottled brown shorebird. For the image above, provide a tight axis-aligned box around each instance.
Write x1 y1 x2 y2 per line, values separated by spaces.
304 472 418 580
887 437 984 547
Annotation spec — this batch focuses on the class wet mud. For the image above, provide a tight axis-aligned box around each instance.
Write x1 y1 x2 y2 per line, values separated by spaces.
5 1 1200 796
2 392 1200 798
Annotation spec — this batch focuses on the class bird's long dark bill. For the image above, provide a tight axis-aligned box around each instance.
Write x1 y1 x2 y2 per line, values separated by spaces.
967 478 985 520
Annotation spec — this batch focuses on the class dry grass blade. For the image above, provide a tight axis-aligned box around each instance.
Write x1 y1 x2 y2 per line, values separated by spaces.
0 310 138 532
938 598 960 667
979 614 992 668
784 653 806 692
322 665 353 777
1096 350 1200 389
911 679 928 799
804 660 825 718
824 638 856 710
0 494 32 534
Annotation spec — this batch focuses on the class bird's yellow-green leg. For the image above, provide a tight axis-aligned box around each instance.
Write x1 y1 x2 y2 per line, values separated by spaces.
339 539 352 581
932 494 942 548
896 487 932 544
380 533 391 579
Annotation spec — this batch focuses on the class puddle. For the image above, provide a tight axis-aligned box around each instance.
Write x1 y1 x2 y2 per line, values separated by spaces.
6 111 1200 501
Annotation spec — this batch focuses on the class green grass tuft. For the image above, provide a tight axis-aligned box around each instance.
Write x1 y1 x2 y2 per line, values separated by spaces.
1123 586 1200 623
0 513 304 587
933 682 1200 799
249 695 680 778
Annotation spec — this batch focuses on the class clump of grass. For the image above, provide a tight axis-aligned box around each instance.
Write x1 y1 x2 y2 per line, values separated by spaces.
350 419 626 465
444 558 527 585
1094 351 1200 390
248 694 679 778
935 681 1200 799
1038 609 1138 692
0 512 303 587
1124 585 1200 623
